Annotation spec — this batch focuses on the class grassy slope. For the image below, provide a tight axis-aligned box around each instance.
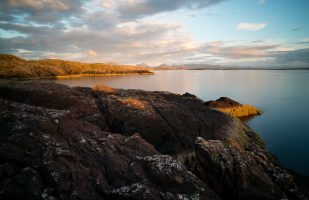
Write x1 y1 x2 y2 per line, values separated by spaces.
0 54 153 78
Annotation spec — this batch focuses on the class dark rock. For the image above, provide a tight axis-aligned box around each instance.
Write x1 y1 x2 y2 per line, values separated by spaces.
182 92 197 98
0 81 308 200
204 97 262 118
3 163 16 177
195 138 277 199
204 97 241 108
92 87 251 154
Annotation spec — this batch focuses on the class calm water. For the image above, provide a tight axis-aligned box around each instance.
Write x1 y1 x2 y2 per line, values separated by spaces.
48 70 309 175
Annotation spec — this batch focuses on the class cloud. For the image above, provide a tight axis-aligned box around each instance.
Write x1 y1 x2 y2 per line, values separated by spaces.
116 0 225 19
0 0 86 24
294 38 309 45
0 14 294 67
302 38 309 43
251 40 265 43
275 48 309 67
236 23 266 31
199 42 278 59
86 50 97 57
292 27 302 32
9 0 70 10
0 0 307 68
0 16 199 65
258 0 266 4
102 0 114 9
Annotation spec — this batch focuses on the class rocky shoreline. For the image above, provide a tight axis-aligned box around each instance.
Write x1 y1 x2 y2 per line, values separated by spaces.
0 81 308 200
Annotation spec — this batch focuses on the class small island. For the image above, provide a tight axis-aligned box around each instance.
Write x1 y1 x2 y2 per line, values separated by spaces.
204 97 262 118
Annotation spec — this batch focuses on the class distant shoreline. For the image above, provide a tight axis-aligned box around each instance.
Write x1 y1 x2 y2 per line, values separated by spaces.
0 72 154 80
0 54 154 79
54 72 154 79
153 68 309 71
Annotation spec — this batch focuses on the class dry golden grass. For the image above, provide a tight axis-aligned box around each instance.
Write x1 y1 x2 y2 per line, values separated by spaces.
0 54 153 78
215 104 261 118
92 85 119 94
120 98 148 109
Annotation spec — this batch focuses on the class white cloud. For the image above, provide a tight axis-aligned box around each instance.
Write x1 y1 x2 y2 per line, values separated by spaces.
86 50 97 57
302 38 309 43
258 0 266 4
198 41 278 59
102 0 112 9
116 0 226 19
236 23 266 31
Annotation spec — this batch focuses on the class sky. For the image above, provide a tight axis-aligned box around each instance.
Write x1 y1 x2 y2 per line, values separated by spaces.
0 0 309 67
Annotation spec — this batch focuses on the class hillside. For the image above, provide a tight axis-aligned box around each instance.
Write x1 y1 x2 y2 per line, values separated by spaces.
0 54 153 78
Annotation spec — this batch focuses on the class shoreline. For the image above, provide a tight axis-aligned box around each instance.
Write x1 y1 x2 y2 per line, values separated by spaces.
0 71 155 80
153 68 309 71
54 72 154 79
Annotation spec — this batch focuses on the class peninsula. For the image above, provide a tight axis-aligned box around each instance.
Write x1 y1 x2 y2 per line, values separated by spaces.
0 54 153 79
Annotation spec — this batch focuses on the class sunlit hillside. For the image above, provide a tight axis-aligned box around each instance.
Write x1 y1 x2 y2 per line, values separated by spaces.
0 54 153 78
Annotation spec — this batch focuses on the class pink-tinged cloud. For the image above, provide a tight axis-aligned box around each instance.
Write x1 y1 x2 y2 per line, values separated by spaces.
86 50 97 57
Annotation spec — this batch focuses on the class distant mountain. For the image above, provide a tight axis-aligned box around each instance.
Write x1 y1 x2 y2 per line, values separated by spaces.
154 63 309 70
0 54 153 78
175 64 231 70
153 63 232 70
153 63 180 70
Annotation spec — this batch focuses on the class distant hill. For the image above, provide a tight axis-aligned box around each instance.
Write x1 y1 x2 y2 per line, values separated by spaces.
154 63 309 70
153 63 181 70
153 63 232 70
0 54 153 78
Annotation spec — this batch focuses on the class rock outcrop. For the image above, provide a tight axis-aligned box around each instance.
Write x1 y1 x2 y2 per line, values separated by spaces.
204 97 262 118
0 81 308 200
